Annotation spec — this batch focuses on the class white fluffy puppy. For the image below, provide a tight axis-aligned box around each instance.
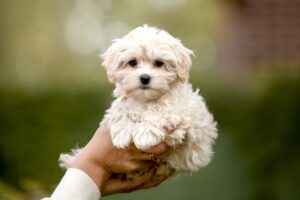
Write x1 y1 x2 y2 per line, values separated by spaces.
60 25 217 176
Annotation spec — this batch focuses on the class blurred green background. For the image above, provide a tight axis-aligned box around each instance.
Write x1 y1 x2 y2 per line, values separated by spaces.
0 0 299 200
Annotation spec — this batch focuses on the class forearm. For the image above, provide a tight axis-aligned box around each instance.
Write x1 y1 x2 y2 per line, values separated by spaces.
42 168 101 200
72 154 110 189
43 132 111 200
70 126 111 189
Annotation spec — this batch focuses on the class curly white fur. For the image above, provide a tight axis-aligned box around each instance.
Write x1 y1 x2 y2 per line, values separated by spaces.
60 25 217 176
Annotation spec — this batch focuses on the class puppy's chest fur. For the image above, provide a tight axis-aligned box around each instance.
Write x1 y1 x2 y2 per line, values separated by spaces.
104 83 217 173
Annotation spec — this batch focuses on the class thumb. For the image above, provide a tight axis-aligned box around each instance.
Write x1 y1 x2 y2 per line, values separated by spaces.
101 167 156 196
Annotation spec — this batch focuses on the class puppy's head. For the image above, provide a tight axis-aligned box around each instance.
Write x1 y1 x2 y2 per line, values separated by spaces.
101 25 193 101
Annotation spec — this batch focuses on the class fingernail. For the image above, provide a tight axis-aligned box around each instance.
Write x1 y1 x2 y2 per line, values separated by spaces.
153 164 160 169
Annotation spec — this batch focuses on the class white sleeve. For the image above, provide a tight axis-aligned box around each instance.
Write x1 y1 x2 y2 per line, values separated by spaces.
41 168 101 200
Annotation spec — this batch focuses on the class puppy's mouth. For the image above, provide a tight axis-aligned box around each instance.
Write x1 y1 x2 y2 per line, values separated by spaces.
140 85 150 90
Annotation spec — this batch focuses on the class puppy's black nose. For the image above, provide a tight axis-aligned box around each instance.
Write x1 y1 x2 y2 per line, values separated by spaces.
140 74 151 85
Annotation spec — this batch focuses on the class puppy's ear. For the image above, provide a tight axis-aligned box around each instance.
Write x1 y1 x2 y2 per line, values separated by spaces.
173 40 193 83
101 39 124 84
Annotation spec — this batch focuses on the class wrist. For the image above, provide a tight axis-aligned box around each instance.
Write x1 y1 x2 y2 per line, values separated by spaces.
72 157 111 189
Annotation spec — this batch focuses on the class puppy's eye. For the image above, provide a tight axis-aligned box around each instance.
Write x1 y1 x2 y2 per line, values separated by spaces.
128 59 138 67
154 60 164 68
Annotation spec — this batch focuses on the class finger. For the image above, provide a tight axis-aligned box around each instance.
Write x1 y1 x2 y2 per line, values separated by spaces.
126 161 154 172
130 142 169 155
126 142 172 163
134 151 162 162
137 150 172 164
156 147 173 160
144 143 169 154
128 166 156 187
138 169 175 189
135 153 162 164
101 177 127 196
102 167 156 196
138 153 153 161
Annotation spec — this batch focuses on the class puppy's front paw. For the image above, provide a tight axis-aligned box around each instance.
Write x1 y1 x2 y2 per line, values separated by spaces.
133 123 165 150
165 128 186 147
110 125 132 148
164 114 182 133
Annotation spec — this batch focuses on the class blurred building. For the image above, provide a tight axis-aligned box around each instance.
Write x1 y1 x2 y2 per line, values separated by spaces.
222 0 300 68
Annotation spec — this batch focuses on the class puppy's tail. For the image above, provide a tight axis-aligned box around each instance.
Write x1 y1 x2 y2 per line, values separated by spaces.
58 148 81 169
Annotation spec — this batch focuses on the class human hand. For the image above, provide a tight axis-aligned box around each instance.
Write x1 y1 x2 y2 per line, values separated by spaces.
101 141 174 196
101 162 174 196
71 123 173 192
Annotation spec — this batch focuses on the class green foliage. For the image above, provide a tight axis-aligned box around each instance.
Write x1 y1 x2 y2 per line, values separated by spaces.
205 68 300 200
0 88 112 187
0 68 299 200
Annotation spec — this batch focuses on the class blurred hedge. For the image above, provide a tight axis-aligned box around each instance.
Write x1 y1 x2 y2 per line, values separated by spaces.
206 68 300 200
0 88 112 188
0 67 299 200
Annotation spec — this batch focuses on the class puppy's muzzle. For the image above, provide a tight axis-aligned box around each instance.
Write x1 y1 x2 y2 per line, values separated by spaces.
140 74 151 85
